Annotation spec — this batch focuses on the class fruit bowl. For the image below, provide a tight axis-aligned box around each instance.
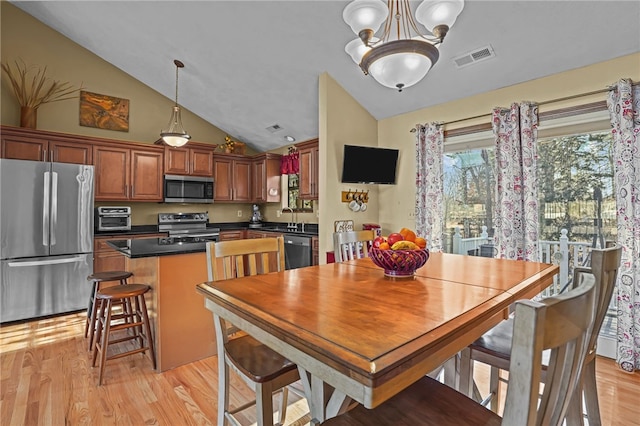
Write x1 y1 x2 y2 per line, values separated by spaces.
369 247 430 278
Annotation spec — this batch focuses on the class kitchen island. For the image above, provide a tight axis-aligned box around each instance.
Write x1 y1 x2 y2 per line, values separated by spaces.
108 238 215 372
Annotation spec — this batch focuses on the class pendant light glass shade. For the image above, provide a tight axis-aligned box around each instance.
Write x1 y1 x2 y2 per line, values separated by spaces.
160 59 191 147
415 0 464 33
343 0 464 91
161 106 190 147
342 0 388 36
363 39 438 91
345 37 377 64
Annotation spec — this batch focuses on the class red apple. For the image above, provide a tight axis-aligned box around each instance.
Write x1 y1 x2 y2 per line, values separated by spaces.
372 236 386 248
387 233 404 247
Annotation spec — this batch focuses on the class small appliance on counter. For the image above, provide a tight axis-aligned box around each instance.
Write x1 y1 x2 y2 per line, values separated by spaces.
249 204 263 228
96 206 131 231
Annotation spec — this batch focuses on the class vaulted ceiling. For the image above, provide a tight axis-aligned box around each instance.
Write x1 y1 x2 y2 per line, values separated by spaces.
12 1 640 152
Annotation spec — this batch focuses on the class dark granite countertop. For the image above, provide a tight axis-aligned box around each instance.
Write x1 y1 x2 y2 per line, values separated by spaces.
107 237 208 258
106 222 319 259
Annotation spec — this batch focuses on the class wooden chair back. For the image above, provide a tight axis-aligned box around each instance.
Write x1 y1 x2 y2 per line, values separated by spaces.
570 242 622 358
333 230 375 262
502 277 597 425
206 236 285 281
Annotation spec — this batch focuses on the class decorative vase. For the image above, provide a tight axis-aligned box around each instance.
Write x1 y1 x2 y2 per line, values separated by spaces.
20 106 37 129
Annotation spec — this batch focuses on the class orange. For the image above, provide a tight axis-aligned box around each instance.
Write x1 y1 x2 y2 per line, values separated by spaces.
414 237 427 249
399 228 416 242
379 242 390 250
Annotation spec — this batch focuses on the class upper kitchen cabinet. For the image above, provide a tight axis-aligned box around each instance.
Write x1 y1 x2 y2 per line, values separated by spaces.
213 154 251 202
0 126 92 164
296 138 319 200
93 143 163 201
159 142 216 177
251 153 281 203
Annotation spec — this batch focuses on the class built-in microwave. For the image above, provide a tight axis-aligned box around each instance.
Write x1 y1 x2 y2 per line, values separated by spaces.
164 174 214 203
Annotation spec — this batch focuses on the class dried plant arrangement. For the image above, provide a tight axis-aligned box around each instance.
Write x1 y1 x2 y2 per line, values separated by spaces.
1 59 83 108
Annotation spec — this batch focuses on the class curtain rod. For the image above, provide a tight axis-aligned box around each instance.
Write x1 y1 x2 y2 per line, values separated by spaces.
410 82 637 133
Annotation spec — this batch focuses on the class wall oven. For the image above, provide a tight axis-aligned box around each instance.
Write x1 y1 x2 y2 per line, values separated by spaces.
164 175 214 203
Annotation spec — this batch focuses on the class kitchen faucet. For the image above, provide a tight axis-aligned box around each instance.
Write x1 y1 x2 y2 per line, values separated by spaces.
282 207 296 230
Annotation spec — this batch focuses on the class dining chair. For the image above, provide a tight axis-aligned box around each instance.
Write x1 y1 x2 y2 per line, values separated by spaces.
458 243 622 425
332 230 375 262
205 237 302 426
321 275 597 426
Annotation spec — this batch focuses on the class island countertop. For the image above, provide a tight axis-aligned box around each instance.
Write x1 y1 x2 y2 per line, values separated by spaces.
107 237 208 258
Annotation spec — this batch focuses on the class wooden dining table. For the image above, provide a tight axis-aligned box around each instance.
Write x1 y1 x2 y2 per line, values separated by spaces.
196 252 558 424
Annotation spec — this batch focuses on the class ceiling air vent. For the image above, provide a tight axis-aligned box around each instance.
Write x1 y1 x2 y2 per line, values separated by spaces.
453 45 496 68
266 124 283 133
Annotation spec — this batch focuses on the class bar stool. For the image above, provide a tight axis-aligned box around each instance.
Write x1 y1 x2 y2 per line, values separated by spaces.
91 283 156 385
85 271 133 351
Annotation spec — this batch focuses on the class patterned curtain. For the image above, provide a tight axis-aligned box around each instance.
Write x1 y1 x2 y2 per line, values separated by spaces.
491 102 539 261
607 79 640 373
415 123 444 251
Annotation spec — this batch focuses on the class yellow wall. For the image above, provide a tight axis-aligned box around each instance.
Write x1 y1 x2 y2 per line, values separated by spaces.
317 73 379 260
377 52 640 234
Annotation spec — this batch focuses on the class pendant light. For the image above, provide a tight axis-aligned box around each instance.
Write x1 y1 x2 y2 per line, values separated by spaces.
160 59 191 147
343 0 464 91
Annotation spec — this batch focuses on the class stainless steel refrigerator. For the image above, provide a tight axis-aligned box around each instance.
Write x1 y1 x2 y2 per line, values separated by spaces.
0 158 94 323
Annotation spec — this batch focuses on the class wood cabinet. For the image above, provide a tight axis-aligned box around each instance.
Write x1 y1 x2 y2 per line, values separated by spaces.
251 153 282 203
219 230 245 241
93 144 163 201
296 138 319 200
94 233 166 274
213 154 251 202
162 143 216 177
1 126 92 164
312 236 319 266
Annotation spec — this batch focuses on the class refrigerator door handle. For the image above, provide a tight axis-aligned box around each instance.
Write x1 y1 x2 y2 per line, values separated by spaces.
43 171 50 246
7 255 86 267
51 171 58 245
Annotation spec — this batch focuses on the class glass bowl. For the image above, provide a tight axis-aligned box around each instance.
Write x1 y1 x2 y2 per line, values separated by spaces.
369 247 430 278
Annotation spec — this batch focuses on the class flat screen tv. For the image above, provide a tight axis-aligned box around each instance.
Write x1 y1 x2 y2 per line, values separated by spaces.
341 145 399 184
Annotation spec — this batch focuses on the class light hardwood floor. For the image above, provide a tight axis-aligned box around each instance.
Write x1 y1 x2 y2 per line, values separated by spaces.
1 312 639 425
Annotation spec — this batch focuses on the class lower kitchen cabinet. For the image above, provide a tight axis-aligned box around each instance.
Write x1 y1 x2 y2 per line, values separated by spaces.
219 230 246 241
312 236 319 266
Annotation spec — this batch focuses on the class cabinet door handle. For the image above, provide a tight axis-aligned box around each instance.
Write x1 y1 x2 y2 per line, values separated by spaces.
42 150 47 162
131 185 134 198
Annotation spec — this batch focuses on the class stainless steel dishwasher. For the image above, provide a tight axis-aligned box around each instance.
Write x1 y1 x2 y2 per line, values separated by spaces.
283 234 312 270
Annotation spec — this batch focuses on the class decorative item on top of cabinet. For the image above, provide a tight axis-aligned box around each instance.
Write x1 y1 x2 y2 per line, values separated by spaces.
155 139 216 177
93 142 164 201
213 153 252 202
0 126 92 164
296 138 319 200
251 153 282 203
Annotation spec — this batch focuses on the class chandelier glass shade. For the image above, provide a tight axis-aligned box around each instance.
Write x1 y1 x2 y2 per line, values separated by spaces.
343 0 464 91
160 59 191 147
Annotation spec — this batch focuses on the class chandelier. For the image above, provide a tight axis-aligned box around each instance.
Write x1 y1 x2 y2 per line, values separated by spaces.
160 59 191 147
343 0 464 91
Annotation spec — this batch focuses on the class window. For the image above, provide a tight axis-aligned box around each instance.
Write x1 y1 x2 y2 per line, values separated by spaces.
443 124 617 349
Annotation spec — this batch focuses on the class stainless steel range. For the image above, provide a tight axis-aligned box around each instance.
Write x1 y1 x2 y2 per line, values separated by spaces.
158 212 220 242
